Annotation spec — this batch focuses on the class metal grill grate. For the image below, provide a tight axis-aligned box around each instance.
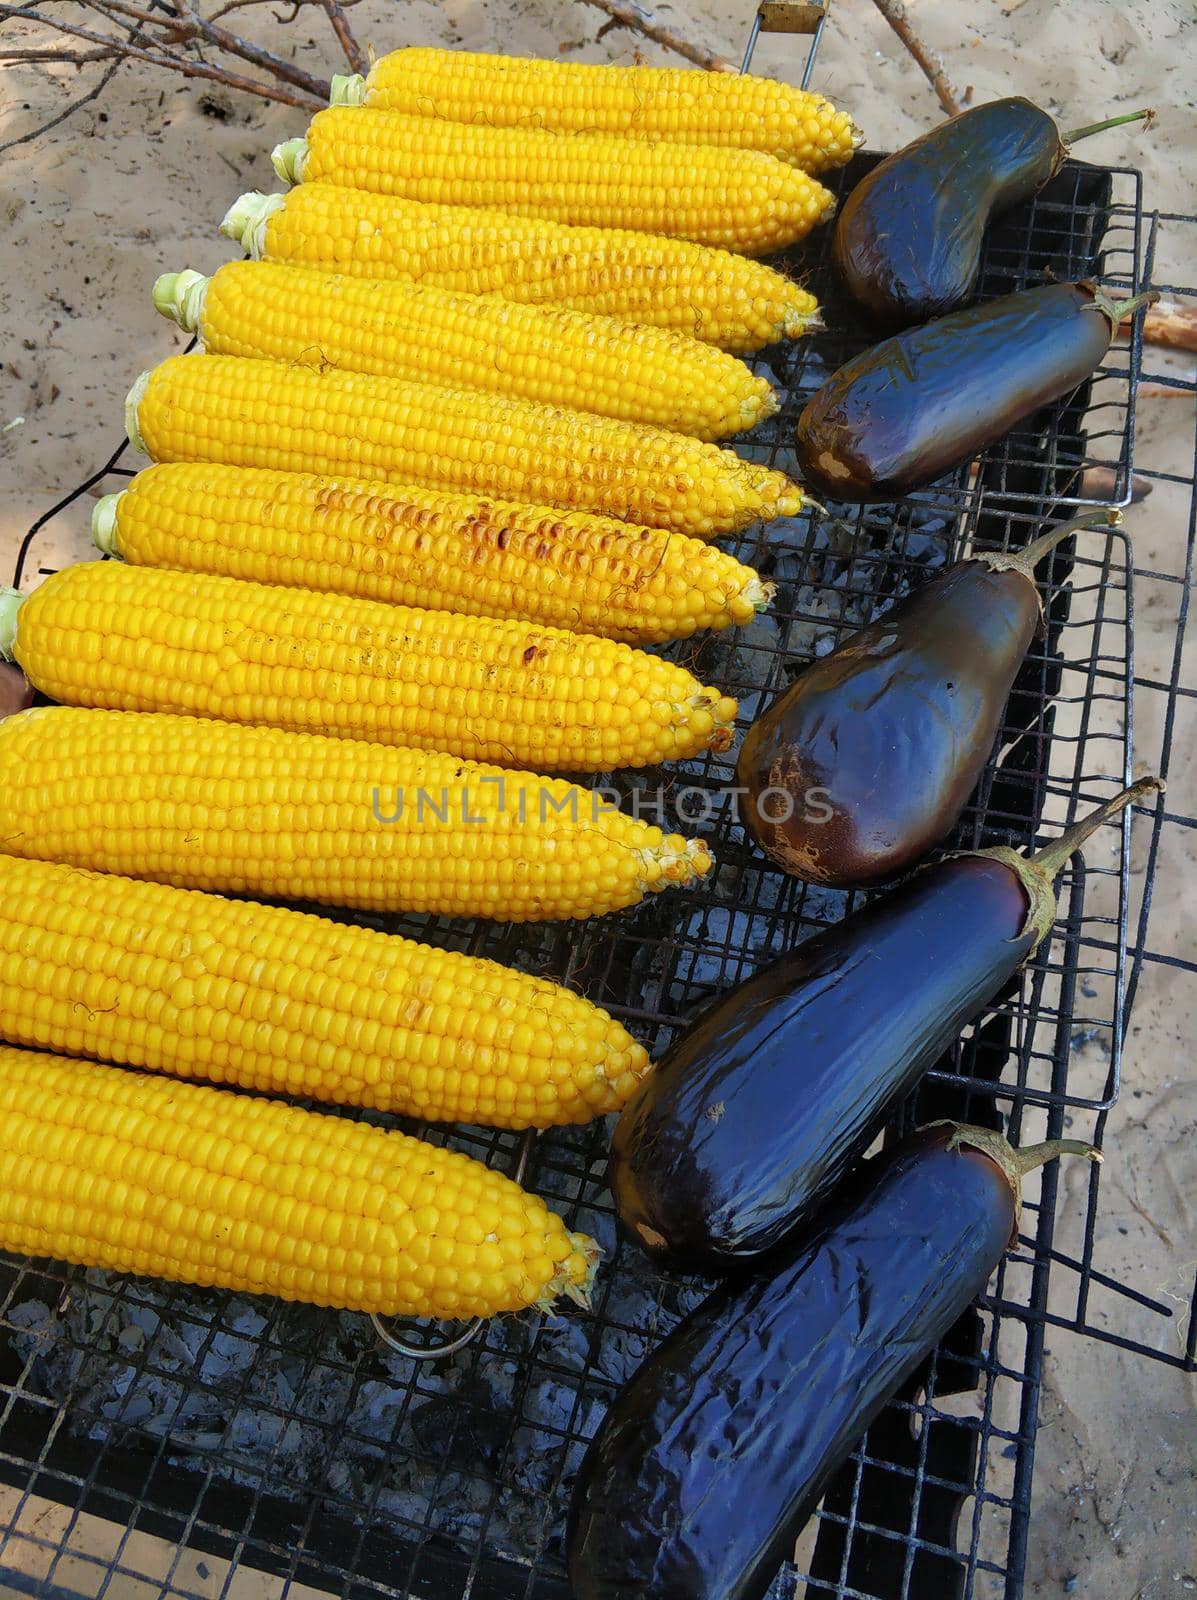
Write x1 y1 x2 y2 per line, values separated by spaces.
1 14 1191 1600
1029 199 1197 1377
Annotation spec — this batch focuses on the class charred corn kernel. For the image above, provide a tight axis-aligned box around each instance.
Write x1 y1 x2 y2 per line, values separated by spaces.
126 354 802 537
153 261 778 441
222 188 822 355
0 563 739 771
96 464 774 643
0 707 715 920
0 856 653 1127
0 1046 598 1318
272 107 836 256
333 49 861 173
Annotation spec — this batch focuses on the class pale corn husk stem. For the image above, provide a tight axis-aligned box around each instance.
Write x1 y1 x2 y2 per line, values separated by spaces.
330 70 366 105
221 191 286 257
125 370 153 454
272 136 308 185
153 269 208 334
92 492 124 556
0 589 22 661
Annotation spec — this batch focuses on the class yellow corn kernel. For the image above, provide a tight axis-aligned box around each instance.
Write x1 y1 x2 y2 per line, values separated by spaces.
154 260 778 441
221 187 822 355
0 1046 598 1319
0 855 652 1127
1 562 739 772
272 106 836 257
126 353 802 537
95 463 774 643
0 706 715 920
336 47 861 173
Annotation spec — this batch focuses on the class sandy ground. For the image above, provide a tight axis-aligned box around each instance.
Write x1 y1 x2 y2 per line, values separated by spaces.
1 1 1194 1596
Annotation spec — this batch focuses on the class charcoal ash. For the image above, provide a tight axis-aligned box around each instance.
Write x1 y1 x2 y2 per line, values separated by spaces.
4 1223 748 1582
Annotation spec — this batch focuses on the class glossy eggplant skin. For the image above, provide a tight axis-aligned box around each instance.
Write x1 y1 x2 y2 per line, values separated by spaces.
833 98 1062 327
611 855 1031 1269
570 1126 1017 1600
737 559 1039 885
795 282 1113 502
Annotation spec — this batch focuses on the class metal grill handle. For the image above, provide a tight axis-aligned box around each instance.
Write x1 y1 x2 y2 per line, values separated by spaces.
743 1 830 81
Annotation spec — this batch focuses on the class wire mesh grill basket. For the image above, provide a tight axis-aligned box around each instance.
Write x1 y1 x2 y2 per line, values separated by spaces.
1 8 1194 1599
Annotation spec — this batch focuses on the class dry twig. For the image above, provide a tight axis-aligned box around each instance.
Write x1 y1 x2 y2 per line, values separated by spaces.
579 0 735 72
206 0 293 18
82 0 328 95
0 45 117 61
0 53 126 153
318 0 365 74
0 4 323 106
1080 467 1153 503
869 0 961 116
0 0 359 113
1117 298 1197 358
1142 302 1197 356
1136 384 1195 400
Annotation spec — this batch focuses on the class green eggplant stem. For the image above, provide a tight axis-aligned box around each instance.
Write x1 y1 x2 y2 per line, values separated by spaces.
1065 107 1155 144
1009 1137 1101 1176
1030 775 1163 882
1089 285 1160 337
973 775 1163 949
1011 509 1121 571
933 1123 1101 1233
981 509 1122 580
1108 288 1160 321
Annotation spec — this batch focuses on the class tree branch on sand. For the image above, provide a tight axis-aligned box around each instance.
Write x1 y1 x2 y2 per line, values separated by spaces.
0 53 127 154
1141 302 1197 356
0 0 369 120
579 0 735 72
318 0 367 75
869 0 962 116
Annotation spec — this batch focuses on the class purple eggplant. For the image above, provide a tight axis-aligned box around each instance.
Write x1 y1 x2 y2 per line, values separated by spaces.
834 98 1152 328
571 1123 1099 1600
610 780 1157 1271
794 281 1157 503
737 510 1120 886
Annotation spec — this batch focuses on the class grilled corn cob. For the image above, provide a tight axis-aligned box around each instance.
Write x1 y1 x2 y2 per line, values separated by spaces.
0 707 714 920
0 1046 597 1319
221 188 821 355
272 108 836 256
153 261 778 440
0 855 651 1127
94 464 773 644
0 563 738 771
332 48 860 174
126 354 803 537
